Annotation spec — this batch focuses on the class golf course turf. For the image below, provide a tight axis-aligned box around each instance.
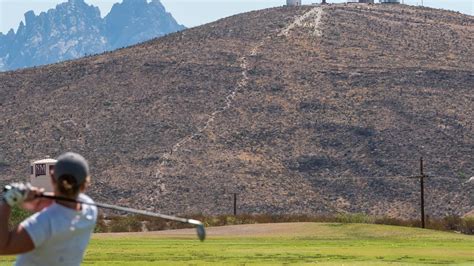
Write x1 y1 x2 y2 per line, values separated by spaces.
1 223 472 265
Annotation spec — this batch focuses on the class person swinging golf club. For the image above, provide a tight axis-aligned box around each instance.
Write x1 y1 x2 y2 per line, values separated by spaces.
0 152 97 266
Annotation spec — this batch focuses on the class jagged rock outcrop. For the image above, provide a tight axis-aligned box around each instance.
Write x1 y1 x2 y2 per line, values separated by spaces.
105 0 185 50
0 0 184 71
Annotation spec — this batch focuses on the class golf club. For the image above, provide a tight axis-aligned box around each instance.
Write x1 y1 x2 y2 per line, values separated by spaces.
38 193 206 241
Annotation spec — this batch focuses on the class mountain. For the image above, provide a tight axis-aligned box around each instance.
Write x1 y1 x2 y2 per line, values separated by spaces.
0 0 184 71
0 4 472 218
0 0 106 71
105 0 185 50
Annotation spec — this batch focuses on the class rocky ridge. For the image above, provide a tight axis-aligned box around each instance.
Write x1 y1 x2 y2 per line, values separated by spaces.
0 0 184 71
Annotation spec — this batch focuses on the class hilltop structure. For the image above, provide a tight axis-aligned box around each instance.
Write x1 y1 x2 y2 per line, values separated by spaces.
348 0 375 3
287 0 302 7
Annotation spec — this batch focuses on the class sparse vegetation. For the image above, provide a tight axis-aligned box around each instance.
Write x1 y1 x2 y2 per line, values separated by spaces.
96 213 474 235
0 158 9 168
0 4 472 218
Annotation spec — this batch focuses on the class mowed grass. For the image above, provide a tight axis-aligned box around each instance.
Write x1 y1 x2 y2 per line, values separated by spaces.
1 223 473 265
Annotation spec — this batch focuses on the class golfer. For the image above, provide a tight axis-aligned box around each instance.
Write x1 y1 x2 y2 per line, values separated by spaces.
0 152 97 265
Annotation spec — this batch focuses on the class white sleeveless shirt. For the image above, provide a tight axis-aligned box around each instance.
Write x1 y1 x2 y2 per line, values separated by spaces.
16 194 97 266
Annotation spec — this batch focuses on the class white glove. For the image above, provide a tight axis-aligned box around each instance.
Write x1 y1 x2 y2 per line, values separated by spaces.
3 183 31 207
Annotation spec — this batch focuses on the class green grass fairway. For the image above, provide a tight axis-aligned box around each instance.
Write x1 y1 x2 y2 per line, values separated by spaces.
1 223 472 265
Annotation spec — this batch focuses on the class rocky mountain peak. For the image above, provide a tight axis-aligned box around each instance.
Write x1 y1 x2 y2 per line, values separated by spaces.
68 0 85 4
16 21 25 35
149 0 167 10
24 10 36 26
63 0 91 9
105 0 183 49
0 0 184 71
53 0 102 23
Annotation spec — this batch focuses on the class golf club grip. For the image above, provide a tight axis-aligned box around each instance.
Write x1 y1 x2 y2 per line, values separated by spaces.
39 194 198 225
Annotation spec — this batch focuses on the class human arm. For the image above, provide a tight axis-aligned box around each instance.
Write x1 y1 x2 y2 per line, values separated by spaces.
21 188 53 213
0 184 47 255
0 202 35 255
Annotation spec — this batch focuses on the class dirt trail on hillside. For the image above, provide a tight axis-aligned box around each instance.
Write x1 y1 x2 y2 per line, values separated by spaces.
154 47 257 183
280 7 324 37
154 6 325 185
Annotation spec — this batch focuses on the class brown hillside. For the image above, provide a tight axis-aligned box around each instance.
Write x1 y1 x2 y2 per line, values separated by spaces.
0 4 473 218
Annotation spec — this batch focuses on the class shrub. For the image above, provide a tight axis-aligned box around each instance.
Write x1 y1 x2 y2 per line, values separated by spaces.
374 216 405 226
94 214 108 233
426 218 446 231
460 217 474 235
108 215 142 232
335 213 374 224
442 215 463 231
94 213 474 235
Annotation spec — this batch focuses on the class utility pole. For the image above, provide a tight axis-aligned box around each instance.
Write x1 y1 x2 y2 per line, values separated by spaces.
233 193 238 216
419 157 426 228
409 157 428 228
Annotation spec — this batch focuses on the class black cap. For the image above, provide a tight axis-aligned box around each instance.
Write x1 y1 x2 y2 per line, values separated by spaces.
54 152 89 184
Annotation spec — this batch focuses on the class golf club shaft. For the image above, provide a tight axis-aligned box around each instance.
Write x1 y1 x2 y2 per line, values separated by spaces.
39 193 203 226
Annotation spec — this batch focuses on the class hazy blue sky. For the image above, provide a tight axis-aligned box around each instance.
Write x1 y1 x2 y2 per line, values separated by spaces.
0 0 472 34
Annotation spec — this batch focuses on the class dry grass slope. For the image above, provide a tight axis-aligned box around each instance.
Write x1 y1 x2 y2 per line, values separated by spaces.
0 4 472 218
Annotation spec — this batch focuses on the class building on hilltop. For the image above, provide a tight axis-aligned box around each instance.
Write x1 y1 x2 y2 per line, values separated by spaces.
286 0 302 7
380 0 400 3
347 0 375 3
